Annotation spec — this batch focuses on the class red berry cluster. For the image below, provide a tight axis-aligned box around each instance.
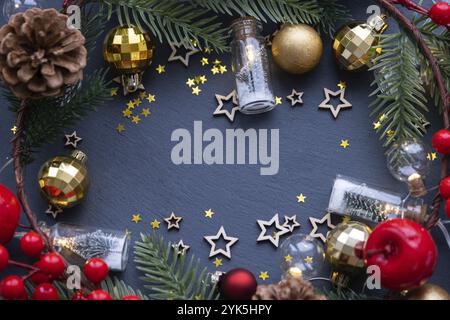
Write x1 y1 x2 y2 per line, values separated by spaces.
432 130 450 218
429 2 450 26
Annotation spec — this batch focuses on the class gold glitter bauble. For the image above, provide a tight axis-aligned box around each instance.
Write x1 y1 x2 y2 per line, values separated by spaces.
332 15 388 72
271 24 323 75
402 284 450 300
38 150 89 209
103 26 154 94
325 221 372 274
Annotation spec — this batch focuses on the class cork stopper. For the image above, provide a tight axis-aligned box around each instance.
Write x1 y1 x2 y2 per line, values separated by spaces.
403 202 428 225
70 150 87 164
407 173 427 198
231 16 261 40
367 14 388 33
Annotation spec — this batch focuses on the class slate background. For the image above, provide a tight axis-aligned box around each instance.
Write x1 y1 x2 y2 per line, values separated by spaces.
0 0 449 295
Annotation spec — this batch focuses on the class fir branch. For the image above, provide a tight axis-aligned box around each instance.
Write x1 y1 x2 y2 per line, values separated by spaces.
324 288 377 300
316 0 351 36
81 5 109 55
134 233 218 300
98 0 229 52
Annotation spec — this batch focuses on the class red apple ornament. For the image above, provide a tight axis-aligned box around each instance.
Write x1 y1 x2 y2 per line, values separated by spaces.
0 184 21 244
364 219 437 291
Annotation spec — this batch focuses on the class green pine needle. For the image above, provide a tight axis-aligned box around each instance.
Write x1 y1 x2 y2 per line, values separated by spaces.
134 233 218 300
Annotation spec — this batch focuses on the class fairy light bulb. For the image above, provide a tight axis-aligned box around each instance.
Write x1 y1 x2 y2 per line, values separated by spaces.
386 138 431 197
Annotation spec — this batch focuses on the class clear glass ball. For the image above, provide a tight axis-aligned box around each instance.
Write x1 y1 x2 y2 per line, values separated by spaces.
2 0 43 19
279 234 325 280
386 137 431 182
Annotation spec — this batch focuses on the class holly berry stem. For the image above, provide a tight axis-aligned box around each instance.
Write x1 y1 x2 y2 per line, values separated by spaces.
8 260 39 271
18 223 32 230
22 269 39 281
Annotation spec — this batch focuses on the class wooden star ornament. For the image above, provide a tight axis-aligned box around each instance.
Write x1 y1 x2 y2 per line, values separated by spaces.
287 89 304 107
256 214 290 247
168 42 199 67
213 90 240 122
204 226 239 259
318 88 352 119
164 212 183 230
65 131 82 148
308 213 336 243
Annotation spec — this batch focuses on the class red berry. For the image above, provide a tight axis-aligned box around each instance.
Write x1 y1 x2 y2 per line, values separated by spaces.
20 231 44 257
364 219 437 291
122 295 142 300
30 261 53 285
32 283 59 300
440 177 450 199
432 129 450 154
0 275 25 300
0 184 21 244
429 2 450 26
0 244 9 271
218 268 257 300
39 253 66 278
87 289 112 300
72 291 87 300
83 258 109 284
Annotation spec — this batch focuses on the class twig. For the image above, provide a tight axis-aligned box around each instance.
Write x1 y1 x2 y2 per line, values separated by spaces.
8 260 40 271
377 0 450 229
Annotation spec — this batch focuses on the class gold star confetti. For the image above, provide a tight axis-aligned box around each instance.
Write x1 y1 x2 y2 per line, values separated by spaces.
141 108 151 117
213 59 221 65
259 271 269 281
373 121 382 130
211 66 220 75
337 81 347 90
201 57 209 66
219 65 227 74
139 91 147 99
275 96 283 105
427 152 437 161
11 126 17 135
213 258 222 268
150 219 161 229
132 214 142 223
192 86 202 95
122 109 132 118
110 87 118 96
340 139 350 149
204 47 213 54
284 255 293 263
156 64 166 74
116 124 126 133
304 256 313 264
387 129 395 137
134 98 142 107
132 115 141 124
186 78 195 87
379 114 387 122
204 209 215 218
197 75 207 84
127 101 135 109
146 94 156 103
296 194 306 203
375 47 383 54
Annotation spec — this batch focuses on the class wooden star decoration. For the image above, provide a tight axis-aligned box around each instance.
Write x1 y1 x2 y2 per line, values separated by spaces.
286 89 304 107
204 226 239 259
172 240 190 255
168 42 199 67
164 212 183 230
256 214 290 248
64 131 82 148
282 215 300 232
308 213 336 243
318 88 352 119
46 204 63 219
213 90 240 122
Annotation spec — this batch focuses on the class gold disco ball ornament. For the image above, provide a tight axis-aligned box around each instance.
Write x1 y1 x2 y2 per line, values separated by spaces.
332 15 388 72
271 23 323 75
38 150 89 209
402 283 450 300
103 26 154 95
325 221 372 274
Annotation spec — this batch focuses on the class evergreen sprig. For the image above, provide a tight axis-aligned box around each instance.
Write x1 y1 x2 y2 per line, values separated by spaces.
134 233 218 300
98 0 229 52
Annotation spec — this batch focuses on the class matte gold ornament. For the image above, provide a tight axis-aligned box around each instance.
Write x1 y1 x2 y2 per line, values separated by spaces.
402 283 450 300
332 15 388 72
271 24 323 75
103 26 154 95
325 221 371 274
38 150 89 209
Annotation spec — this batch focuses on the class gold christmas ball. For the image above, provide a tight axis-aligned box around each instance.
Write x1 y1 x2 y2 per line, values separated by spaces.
38 150 89 209
332 15 388 72
271 24 323 74
403 284 450 300
325 221 372 274
103 26 154 74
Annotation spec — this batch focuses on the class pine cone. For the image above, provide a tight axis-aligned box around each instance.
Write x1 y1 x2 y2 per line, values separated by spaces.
0 8 87 99
252 275 327 300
